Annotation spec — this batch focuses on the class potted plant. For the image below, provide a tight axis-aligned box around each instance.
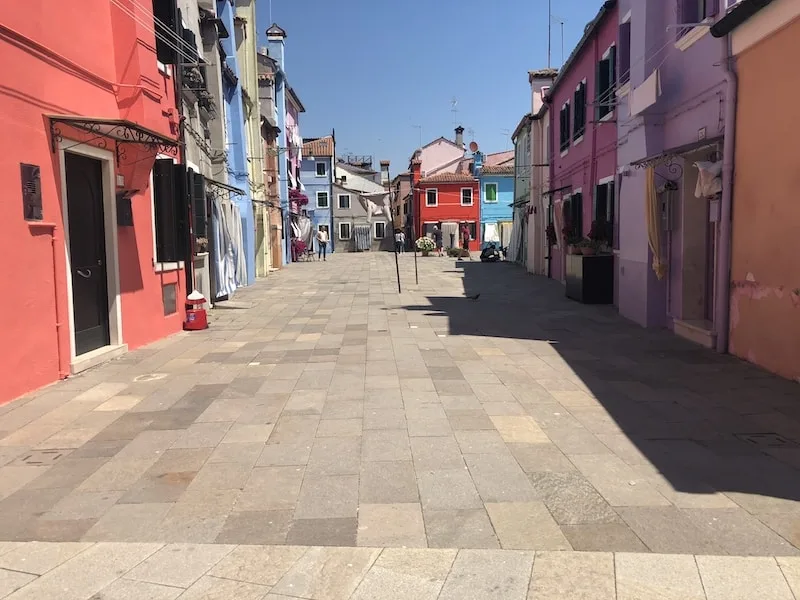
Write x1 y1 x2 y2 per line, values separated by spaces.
546 223 557 247
416 236 435 256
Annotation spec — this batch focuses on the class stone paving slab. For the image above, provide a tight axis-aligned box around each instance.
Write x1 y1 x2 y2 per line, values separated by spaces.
0 542 796 599
0 253 798 556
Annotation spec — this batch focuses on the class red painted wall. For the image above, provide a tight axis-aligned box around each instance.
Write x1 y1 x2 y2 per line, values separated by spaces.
548 3 618 281
412 180 482 246
0 1 185 405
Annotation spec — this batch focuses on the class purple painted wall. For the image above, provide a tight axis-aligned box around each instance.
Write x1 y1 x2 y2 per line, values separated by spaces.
616 0 729 328
548 1 618 283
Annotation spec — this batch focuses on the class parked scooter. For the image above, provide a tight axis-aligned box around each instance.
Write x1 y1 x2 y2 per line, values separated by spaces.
480 243 502 263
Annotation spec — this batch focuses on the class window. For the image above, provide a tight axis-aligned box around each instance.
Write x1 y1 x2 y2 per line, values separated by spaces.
315 162 327 177
374 221 386 239
338 221 351 240
593 181 615 247
461 188 473 206
619 21 632 85
425 189 438 207
153 0 179 64
562 192 583 241
597 46 616 120
559 102 571 152
484 183 498 203
573 82 587 140
338 194 350 209
679 0 715 30
316 191 329 208
153 158 189 264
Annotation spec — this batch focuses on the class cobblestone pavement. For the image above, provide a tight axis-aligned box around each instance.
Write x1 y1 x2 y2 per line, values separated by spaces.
0 253 798 558
0 542 798 599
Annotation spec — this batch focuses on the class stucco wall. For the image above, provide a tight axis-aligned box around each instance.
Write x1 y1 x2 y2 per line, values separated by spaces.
549 2 618 283
419 139 464 175
0 1 185 403
728 16 800 382
417 181 482 246
301 156 333 252
480 175 514 226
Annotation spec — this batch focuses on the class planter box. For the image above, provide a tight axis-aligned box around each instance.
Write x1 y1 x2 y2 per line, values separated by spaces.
565 254 614 304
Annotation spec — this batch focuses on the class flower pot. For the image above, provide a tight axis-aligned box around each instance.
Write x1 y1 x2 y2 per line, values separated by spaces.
421 251 430 257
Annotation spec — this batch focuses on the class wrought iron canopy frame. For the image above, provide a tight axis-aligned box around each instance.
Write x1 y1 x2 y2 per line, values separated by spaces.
630 137 723 183
205 177 245 201
48 115 180 163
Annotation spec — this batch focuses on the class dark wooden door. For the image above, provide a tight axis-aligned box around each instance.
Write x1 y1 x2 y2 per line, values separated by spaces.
65 153 110 355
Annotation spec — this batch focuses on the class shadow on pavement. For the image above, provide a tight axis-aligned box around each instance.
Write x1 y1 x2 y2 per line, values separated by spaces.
402 260 800 507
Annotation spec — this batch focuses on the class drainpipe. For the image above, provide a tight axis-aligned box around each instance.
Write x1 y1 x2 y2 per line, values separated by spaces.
32 223 69 378
714 34 737 354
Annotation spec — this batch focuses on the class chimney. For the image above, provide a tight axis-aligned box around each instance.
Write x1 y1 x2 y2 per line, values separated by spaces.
454 126 464 148
529 68 558 115
410 158 422 184
380 160 390 186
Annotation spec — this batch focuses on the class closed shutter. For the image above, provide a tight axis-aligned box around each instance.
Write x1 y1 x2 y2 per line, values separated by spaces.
191 171 207 239
154 159 177 262
152 0 179 64
607 181 616 247
174 163 189 261
619 22 631 84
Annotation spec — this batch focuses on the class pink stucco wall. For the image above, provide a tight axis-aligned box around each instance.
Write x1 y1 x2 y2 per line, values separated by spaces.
548 3 618 282
419 139 465 176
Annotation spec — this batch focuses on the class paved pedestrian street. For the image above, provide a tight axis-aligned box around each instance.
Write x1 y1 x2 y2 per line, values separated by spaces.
0 252 799 598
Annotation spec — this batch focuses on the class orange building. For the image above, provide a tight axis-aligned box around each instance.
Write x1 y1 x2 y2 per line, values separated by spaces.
0 1 190 404
712 0 800 382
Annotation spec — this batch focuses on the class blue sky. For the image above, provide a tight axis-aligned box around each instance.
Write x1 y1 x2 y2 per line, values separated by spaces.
257 0 603 174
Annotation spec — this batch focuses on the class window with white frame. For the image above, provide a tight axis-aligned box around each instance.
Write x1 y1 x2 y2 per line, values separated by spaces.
374 221 386 239
484 183 498 203
338 221 351 240
425 189 438 207
338 193 350 209
316 191 329 208
559 101 571 151
315 162 327 177
461 188 473 206
597 45 616 120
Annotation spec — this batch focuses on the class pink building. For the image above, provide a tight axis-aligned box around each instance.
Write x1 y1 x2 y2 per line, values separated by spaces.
547 0 618 283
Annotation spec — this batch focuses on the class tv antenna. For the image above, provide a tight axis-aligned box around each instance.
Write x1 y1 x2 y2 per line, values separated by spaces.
551 13 566 66
501 128 511 150
411 125 422 150
450 97 459 128
466 127 475 140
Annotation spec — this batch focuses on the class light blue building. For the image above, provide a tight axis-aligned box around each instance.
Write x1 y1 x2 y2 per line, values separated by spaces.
217 0 254 284
300 135 335 253
475 151 515 250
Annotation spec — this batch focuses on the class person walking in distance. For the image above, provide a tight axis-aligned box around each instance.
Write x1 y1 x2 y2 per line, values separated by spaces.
433 225 444 257
399 230 406 253
394 228 404 254
316 227 329 261
461 223 471 259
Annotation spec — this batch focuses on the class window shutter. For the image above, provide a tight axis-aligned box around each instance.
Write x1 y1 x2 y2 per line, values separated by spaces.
706 0 719 17
192 171 207 239
154 159 177 262
609 46 617 92
619 22 631 84
607 181 616 246
173 162 189 261
153 0 179 64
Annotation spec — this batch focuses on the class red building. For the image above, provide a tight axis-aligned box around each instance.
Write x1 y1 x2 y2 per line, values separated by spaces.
0 1 190 404
411 159 481 248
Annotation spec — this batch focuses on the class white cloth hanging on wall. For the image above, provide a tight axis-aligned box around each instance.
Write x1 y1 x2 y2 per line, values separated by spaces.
694 161 723 198
483 222 501 243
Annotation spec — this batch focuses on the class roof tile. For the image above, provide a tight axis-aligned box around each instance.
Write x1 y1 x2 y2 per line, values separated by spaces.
302 136 334 157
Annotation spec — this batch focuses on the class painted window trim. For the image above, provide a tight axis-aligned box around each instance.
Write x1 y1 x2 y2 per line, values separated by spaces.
601 42 616 60
152 154 185 273
598 175 615 185
621 9 632 23
484 182 499 203
373 220 386 239
597 43 617 121
315 161 327 177
338 221 351 240
425 188 438 207
460 187 474 206
337 193 351 209
675 21 711 51
316 190 329 209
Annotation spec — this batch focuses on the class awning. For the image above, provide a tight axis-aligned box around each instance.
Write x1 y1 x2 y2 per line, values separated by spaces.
205 177 245 201
542 184 572 197
631 137 723 169
48 115 179 156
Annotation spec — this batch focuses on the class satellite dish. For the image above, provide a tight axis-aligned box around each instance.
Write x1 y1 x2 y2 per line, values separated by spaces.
469 141 479 153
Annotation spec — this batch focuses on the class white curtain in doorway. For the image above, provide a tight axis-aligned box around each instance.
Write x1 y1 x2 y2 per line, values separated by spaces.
211 198 238 299
483 223 500 243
